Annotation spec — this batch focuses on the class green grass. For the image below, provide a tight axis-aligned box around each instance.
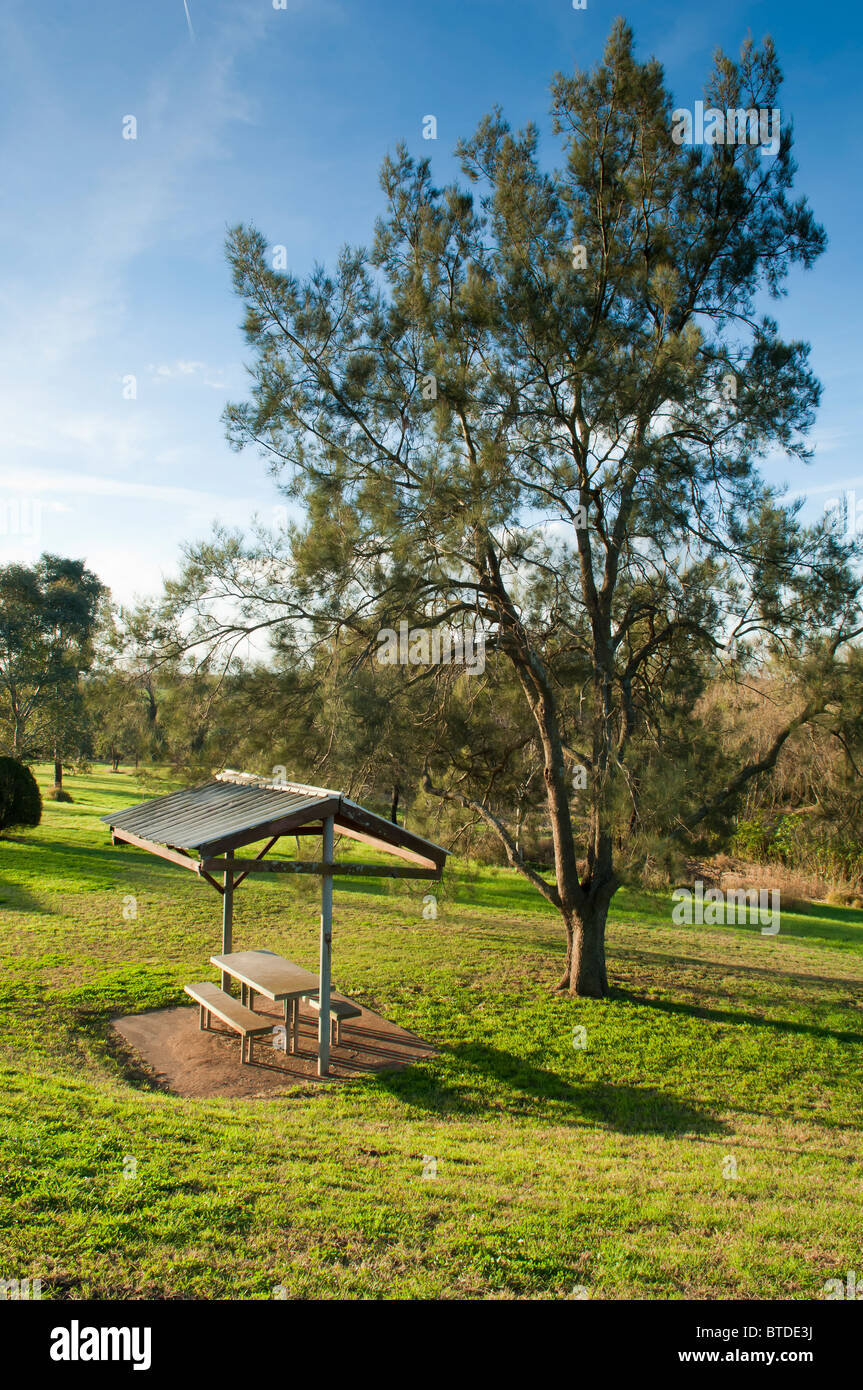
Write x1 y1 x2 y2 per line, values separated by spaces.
1 764 862 1299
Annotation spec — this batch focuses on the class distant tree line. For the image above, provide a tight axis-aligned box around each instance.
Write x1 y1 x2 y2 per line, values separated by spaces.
3 551 863 903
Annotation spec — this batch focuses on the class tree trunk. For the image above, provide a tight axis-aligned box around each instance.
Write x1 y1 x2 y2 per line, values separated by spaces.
390 783 400 825
53 756 63 790
567 898 610 998
557 912 575 991
11 693 24 758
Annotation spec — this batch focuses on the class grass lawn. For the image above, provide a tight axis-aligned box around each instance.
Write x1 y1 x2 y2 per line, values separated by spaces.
1 765 861 1300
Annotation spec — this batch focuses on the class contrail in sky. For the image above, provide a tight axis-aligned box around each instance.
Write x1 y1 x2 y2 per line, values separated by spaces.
183 1 195 41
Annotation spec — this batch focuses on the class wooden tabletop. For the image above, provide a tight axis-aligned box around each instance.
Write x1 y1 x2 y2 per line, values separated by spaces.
210 950 320 1000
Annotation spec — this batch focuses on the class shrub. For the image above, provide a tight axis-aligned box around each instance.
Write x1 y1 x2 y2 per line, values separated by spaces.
730 815 774 861
732 810 863 894
0 758 42 833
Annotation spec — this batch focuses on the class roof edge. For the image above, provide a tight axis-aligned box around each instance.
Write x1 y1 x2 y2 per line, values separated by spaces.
217 768 341 797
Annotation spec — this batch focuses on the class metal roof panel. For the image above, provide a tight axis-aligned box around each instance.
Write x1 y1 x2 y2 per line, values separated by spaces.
102 771 449 860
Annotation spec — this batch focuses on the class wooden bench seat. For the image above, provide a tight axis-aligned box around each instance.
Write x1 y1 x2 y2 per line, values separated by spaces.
184 981 276 1064
305 993 362 1046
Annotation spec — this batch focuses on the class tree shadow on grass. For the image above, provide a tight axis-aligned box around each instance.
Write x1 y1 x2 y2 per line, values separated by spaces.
617 947 863 996
4 837 217 903
327 877 391 899
0 871 51 915
613 988 863 1045
742 915 863 948
774 899 863 926
367 1040 723 1133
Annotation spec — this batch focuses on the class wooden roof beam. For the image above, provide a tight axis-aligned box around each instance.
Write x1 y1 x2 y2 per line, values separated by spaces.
200 858 442 881
332 822 440 870
112 828 203 872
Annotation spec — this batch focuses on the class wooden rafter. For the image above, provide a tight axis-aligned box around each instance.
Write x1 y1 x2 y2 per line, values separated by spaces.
111 829 202 872
200 858 442 881
232 835 280 889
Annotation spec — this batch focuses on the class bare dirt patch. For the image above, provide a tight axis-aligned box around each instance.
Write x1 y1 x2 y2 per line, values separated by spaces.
111 996 436 1099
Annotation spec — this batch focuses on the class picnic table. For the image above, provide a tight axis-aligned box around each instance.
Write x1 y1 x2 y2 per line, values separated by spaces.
211 949 319 1054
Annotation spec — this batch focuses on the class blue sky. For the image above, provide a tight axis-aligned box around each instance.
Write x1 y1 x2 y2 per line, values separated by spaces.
0 0 860 605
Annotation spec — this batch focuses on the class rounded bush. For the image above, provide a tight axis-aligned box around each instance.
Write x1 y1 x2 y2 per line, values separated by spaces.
46 786 73 803
0 758 42 833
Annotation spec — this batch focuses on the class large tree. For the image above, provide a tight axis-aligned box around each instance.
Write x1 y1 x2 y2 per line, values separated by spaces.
0 556 105 779
199 23 859 996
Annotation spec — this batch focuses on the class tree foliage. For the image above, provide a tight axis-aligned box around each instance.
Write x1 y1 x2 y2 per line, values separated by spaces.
0 555 105 766
157 24 859 995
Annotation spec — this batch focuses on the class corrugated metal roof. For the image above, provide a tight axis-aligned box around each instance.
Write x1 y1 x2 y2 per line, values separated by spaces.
102 769 448 862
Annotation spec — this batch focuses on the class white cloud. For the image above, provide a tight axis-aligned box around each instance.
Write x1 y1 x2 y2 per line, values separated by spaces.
146 360 231 389
0 464 257 513
149 360 207 378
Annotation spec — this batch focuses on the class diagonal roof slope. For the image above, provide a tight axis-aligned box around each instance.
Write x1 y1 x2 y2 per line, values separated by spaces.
102 769 448 869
